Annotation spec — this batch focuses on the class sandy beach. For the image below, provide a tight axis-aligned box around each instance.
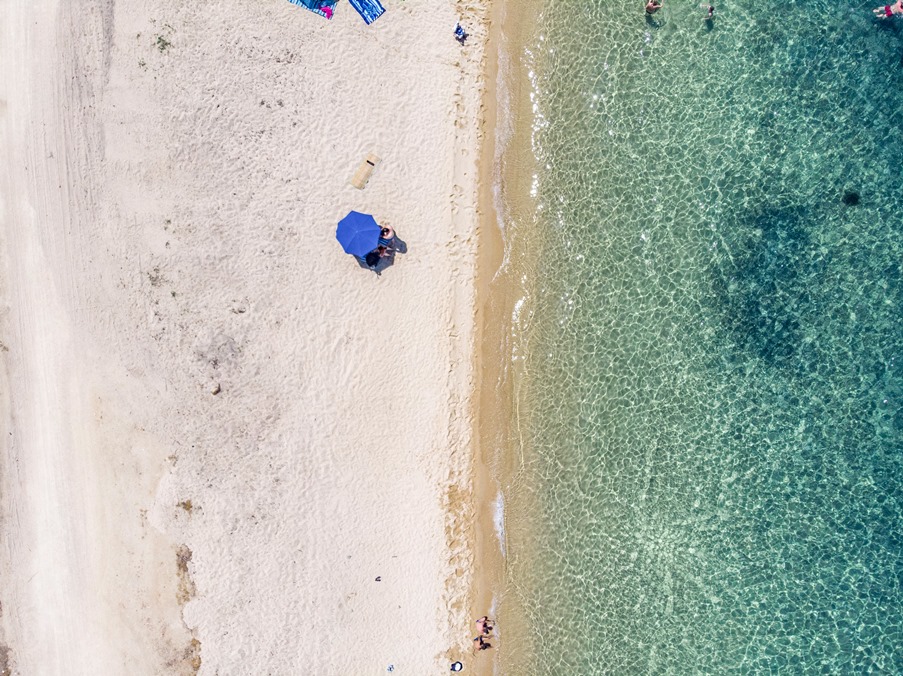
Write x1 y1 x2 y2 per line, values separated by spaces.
0 0 493 673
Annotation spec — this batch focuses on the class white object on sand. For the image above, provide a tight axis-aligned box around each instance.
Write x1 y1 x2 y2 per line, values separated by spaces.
350 152 382 189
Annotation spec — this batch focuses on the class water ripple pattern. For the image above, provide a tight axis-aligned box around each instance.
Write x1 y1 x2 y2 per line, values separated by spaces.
499 1 903 673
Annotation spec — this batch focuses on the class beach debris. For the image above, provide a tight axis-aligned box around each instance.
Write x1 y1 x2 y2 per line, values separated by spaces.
151 23 175 53
185 637 201 672
176 545 197 603
349 0 386 25
350 153 381 190
455 23 469 44
375 576 381 581
286 0 338 20
386 665 395 672
211 383 221 395
147 265 164 287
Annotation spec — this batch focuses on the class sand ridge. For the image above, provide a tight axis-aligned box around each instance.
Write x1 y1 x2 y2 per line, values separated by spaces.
0 0 491 673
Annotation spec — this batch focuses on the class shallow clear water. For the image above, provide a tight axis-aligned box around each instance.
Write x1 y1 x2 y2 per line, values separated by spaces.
498 1 903 672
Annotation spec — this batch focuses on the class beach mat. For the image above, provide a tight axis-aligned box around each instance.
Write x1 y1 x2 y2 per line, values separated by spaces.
348 0 385 24
350 153 381 189
287 0 338 20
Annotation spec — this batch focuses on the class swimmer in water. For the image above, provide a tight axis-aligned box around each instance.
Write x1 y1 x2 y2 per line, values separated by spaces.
874 0 903 17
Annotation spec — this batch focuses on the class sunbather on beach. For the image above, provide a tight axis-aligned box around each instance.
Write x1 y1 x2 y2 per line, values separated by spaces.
646 0 663 14
472 635 492 654
364 250 381 269
874 0 903 17
379 226 396 247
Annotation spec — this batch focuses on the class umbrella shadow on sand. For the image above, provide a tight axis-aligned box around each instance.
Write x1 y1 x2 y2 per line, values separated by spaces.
357 237 408 276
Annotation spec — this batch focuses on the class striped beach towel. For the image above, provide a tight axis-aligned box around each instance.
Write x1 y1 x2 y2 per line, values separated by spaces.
287 0 338 20
348 0 385 24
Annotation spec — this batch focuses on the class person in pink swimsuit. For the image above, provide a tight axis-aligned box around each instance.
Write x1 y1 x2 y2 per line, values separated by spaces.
874 0 903 17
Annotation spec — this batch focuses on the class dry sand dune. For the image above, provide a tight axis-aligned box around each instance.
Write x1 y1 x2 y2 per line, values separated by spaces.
0 0 491 673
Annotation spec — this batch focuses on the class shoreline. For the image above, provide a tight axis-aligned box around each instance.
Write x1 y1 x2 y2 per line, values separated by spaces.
469 0 507 669
471 0 546 670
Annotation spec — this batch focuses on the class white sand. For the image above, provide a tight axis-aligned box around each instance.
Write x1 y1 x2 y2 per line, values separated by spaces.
0 0 490 672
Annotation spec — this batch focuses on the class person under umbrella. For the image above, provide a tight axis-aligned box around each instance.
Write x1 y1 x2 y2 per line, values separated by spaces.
336 210 383 259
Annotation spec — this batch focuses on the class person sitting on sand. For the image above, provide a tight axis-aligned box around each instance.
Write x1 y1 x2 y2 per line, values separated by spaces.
377 245 391 259
475 616 494 635
378 226 396 248
646 0 663 14
472 635 492 654
875 0 903 17
364 249 381 269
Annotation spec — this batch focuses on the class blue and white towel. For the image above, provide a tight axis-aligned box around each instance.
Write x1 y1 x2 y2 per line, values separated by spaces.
348 0 385 24
287 0 338 20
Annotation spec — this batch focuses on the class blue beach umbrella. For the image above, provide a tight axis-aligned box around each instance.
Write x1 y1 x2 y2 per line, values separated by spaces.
336 210 382 258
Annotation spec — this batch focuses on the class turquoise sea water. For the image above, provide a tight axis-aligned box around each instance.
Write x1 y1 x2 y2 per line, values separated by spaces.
498 1 903 672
